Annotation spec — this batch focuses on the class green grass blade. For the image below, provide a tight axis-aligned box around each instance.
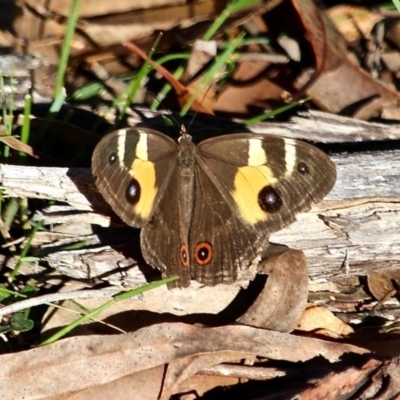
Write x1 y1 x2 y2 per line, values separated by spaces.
113 276 178 301
118 33 163 121
3 199 19 230
203 0 263 40
0 72 13 158
392 0 400 14
39 276 178 346
19 94 32 163
244 97 311 125
180 33 245 116
9 220 43 282
53 0 80 100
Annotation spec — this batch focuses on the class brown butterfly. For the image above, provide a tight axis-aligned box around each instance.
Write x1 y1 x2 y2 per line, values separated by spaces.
92 128 336 288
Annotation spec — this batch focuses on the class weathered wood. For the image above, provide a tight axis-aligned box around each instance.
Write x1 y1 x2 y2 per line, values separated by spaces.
1 147 400 284
122 108 400 142
266 110 400 142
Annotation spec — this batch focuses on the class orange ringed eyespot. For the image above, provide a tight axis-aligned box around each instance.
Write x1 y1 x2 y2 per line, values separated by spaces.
194 242 213 266
180 244 189 267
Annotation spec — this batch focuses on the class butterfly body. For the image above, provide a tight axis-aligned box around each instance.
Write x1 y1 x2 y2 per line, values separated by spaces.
92 128 336 288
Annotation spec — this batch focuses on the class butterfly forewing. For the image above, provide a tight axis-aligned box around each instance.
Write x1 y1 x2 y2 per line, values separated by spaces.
197 134 336 234
92 128 178 228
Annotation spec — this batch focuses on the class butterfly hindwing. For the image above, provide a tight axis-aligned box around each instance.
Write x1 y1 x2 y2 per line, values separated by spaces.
141 167 191 288
189 161 270 286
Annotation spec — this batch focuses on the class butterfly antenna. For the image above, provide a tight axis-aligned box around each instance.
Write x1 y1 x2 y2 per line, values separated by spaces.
187 83 214 133
148 91 182 132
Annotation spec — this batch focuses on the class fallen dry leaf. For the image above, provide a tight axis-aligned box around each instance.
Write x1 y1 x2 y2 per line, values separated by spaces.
293 0 400 119
297 304 354 336
161 351 252 400
59 365 166 400
367 270 400 301
292 0 329 98
328 5 384 43
237 248 308 332
3 0 274 92
125 41 215 115
0 135 38 159
0 323 368 398
215 58 284 114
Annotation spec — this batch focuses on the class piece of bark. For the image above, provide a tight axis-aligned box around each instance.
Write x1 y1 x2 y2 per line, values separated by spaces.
115 108 400 143
2 139 400 207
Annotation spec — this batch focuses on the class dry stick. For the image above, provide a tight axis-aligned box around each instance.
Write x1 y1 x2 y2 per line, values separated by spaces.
199 364 286 380
0 289 123 319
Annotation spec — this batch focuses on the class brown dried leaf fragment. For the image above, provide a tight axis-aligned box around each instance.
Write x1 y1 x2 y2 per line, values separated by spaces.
293 0 400 119
0 323 368 398
297 304 354 337
237 248 308 333
368 270 400 302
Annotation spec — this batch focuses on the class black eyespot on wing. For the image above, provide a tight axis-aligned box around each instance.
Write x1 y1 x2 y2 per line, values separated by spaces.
125 178 141 205
297 161 310 175
258 186 283 213
194 242 213 266
109 152 117 164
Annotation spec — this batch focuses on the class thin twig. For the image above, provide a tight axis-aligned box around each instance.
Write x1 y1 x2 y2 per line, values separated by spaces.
0 289 127 318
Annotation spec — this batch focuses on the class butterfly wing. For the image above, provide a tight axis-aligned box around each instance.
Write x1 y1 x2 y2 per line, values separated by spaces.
188 134 336 285
189 161 270 285
92 128 178 228
92 128 191 287
140 167 191 287
196 134 336 233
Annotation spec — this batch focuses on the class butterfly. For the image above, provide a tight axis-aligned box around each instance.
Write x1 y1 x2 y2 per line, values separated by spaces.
92 128 336 288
